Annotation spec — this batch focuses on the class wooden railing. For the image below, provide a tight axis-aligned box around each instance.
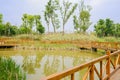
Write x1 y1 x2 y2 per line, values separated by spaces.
41 50 120 80
41 40 120 50
91 42 120 50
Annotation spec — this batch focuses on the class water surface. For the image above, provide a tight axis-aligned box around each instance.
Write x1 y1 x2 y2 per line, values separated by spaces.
0 49 103 80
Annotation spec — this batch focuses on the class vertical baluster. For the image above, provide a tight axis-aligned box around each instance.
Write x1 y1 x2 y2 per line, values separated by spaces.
114 55 117 69
71 73 74 80
90 65 94 80
100 61 102 80
106 50 110 79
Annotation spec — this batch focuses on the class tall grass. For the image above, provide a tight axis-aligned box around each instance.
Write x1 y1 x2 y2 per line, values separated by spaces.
5 33 120 42
0 57 26 80
15 34 42 40
42 33 99 41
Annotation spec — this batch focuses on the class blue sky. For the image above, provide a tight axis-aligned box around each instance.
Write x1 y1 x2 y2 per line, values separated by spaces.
0 0 120 32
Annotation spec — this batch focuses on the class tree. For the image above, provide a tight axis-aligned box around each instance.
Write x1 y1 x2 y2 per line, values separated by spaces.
44 6 50 33
73 15 79 32
44 0 60 33
0 24 5 36
34 15 45 34
19 26 30 34
10 25 19 35
73 0 92 33
94 19 106 37
80 10 91 32
34 15 41 29
0 14 3 24
105 18 114 36
21 14 34 34
27 15 34 31
5 22 11 36
59 0 77 34
22 14 27 28
114 23 120 37
0 14 4 35
36 24 45 34
94 18 115 37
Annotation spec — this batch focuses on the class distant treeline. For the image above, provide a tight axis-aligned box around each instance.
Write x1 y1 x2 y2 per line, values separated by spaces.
0 14 44 36
0 0 120 37
94 19 120 37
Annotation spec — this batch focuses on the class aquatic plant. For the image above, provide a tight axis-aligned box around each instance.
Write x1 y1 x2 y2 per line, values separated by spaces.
0 57 26 80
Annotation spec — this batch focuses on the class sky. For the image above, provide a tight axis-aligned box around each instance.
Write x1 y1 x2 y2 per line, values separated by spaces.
0 0 120 32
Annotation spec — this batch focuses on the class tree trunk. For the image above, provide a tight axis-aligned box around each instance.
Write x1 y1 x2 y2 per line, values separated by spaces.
47 23 50 33
51 19 56 33
62 23 65 35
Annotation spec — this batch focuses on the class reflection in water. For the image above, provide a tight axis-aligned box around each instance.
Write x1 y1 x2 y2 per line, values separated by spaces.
44 55 60 75
22 56 35 74
0 50 103 80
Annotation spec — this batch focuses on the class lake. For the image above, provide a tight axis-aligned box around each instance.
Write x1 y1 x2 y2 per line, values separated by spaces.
0 49 103 80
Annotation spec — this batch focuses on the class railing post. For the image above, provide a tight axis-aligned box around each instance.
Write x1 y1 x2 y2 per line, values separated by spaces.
90 65 94 80
100 61 102 80
106 50 110 79
118 54 120 65
71 73 74 80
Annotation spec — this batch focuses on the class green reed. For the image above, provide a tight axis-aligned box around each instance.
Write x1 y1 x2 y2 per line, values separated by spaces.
0 57 26 80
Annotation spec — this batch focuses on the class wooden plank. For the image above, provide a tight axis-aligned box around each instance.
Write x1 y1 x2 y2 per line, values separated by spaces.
110 68 120 80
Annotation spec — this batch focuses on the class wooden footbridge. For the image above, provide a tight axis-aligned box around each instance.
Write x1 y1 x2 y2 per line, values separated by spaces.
0 38 19 48
40 41 120 80
42 40 120 51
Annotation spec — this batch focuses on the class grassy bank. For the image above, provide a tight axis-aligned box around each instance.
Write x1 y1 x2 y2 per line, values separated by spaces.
0 33 119 50
13 33 120 42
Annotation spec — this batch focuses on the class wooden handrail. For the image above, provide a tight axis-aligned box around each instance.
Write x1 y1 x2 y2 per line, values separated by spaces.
41 50 120 80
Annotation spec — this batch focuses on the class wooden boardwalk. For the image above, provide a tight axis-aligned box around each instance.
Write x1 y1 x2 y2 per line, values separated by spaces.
0 39 19 48
0 44 18 48
110 68 120 80
41 49 120 80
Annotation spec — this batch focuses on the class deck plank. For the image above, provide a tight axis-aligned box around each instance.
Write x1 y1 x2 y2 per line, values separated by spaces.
110 69 120 80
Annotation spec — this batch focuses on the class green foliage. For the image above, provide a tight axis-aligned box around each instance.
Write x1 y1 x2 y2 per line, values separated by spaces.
19 26 31 34
0 22 19 36
94 19 106 37
44 0 60 33
21 14 45 34
73 16 79 32
34 15 45 34
94 18 120 37
73 0 92 33
114 23 120 37
59 0 77 34
21 14 35 33
0 57 26 80
0 14 3 24
36 23 45 34
0 24 5 36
